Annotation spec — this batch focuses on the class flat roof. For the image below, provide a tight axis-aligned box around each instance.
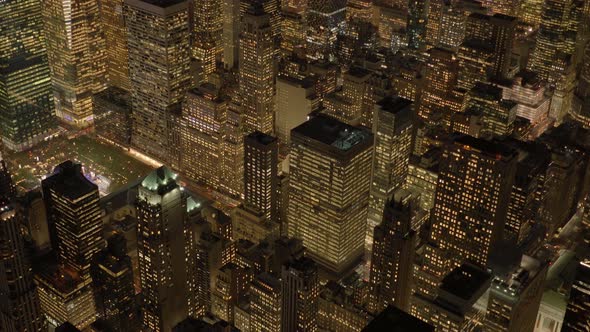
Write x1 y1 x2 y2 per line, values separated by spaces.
292 114 372 152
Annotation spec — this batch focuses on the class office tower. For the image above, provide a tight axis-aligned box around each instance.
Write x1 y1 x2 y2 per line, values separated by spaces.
42 161 103 280
417 48 459 127
36 267 97 329
550 62 577 125
192 0 223 81
275 77 317 148
0 187 46 330
504 147 546 244
211 263 252 323
527 0 584 83
281 257 319 332
306 0 346 60
366 97 414 255
239 2 275 135
482 0 521 16
413 263 493 331
91 233 138 332
180 84 227 190
100 0 131 90
288 115 373 274
425 0 446 47
250 273 282 332
193 222 230 317
374 3 408 50
368 191 416 314
419 136 517 295
0 0 56 151
572 43 590 127
220 105 245 197
406 149 440 211
464 82 517 138
500 71 551 126
281 9 307 58
136 166 196 331
125 0 191 162
323 67 372 126
363 305 434 332
407 0 428 49
244 132 278 222
521 0 545 27
318 281 372 331
563 260 590 331
458 13 517 90
223 0 240 69
486 256 548 332
438 7 466 52
93 87 132 145
43 0 106 127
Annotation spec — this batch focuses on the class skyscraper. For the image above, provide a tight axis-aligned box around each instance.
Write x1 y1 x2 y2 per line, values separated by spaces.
368 191 416 314
288 115 373 274
125 0 191 161
250 273 282 332
43 0 106 127
180 84 227 190
417 48 459 127
0 167 46 331
100 0 132 91
486 255 548 332
281 257 319 332
563 260 590 331
91 233 138 332
239 2 275 135
0 0 56 151
192 0 223 81
417 136 517 296
527 0 584 83
244 131 278 222
42 161 103 280
366 97 414 255
136 166 197 331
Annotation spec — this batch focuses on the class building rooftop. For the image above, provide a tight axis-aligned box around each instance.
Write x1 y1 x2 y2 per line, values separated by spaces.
292 114 372 152
452 134 517 160
377 96 413 115
141 166 178 192
139 0 186 7
362 305 434 332
246 131 278 146
43 161 98 200
440 262 492 302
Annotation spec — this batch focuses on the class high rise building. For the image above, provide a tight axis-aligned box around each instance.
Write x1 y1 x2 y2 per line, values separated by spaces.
43 0 106 127
323 67 372 126
220 105 245 197
367 191 416 314
527 0 584 83
458 13 517 90
520 0 545 27
417 136 517 296
223 0 240 69
42 161 103 280
0 166 46 331
135 166 197 331
0 0 56 151
562 260 590 331
318 281 372 332
179 84 227 190
275 76 318 149
366 97 414 254
288 115 373 274
91 233 138 332
239 2 275 135
306 0 346 60
281 257 319 332
407 0 428 49
244 132 278 222
192 0 223 81
413 262 493 331
125 0 191 162
463 82 517 138
250 273 282 332
486 255 548 332
417 48 459 127
100 0 132 90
